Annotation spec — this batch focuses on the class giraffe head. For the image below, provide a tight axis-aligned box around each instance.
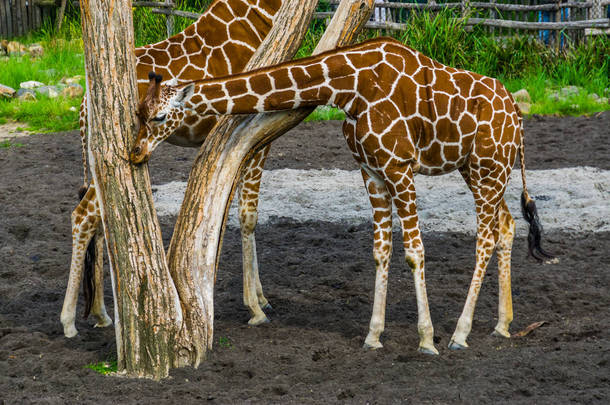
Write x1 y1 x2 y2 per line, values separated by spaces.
130 72 195 164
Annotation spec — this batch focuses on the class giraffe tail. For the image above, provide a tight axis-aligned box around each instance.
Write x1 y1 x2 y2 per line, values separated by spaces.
78 186 96 319
516 106 555 262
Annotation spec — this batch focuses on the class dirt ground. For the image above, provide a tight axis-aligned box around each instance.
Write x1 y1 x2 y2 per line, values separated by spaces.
1 113 609 404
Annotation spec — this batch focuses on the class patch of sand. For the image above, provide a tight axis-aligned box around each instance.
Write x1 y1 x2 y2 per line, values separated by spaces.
152 167 610 235
0 121 33 140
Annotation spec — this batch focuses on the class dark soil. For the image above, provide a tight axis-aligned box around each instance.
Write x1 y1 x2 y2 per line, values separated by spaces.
1 113 609 404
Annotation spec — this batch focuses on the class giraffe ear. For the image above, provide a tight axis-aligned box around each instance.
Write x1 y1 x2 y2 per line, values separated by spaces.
171 83 195 107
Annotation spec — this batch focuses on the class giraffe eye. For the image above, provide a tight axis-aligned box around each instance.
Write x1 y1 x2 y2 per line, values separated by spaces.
151 114 166 122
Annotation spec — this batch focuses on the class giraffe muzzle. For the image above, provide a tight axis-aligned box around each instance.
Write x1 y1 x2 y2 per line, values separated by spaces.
129 144 149 164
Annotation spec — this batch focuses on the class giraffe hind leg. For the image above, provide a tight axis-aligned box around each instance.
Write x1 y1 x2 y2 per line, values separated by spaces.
239 147 270 325
449 168 504 350
89 224 112 328
492 199 514 338
60 186 100 337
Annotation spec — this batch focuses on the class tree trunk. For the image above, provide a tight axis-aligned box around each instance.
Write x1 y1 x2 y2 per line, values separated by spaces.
80 0 183 379
166 0 375 349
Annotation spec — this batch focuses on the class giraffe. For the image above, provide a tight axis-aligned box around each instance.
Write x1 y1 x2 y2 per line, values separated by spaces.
61 0 283 338
130 37 554 354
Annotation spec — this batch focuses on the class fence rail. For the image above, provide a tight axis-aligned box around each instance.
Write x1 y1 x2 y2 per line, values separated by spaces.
3 1 610 40
147 1 610 39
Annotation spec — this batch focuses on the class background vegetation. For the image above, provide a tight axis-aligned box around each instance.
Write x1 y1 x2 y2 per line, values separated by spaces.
0 2 608 132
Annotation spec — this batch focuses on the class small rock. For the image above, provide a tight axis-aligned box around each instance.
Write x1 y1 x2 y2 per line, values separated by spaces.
560 85 581 98
0 84 16 98
20 80 45 89
512 89 531 103
588 93 600 101
36 85 60 98
28 44 44 58
17 88 37 101
587 93 607 104
0 245 15 256
64 76 83 85
516 101 531 115
7 41 27 55
61 83 84 98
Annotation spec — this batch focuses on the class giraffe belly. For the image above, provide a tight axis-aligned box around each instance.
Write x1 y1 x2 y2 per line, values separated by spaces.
416 159 464 176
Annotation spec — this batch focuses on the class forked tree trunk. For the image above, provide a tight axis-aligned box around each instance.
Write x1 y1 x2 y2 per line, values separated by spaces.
78 0 322 380
167 0 375 346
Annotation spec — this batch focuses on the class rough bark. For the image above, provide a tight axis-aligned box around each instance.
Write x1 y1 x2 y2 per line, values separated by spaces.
166 0 375 349
80 0 182 379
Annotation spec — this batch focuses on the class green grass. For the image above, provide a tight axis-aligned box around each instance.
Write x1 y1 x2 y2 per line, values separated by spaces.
0 95 82 133
0 140 24 148
305 106 346 122
133 0 213 46
85 360 117 376
218 336 232 348
0 19 84 132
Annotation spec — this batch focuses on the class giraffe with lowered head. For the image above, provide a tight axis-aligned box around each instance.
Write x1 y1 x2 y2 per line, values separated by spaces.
61 0 284 338
131 37 554 353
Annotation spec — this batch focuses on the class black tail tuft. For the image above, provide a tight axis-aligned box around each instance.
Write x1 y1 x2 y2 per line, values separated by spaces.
521 193 555 262
82 233 96 319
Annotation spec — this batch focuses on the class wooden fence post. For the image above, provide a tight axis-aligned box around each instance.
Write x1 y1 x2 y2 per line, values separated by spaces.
165 0 174 37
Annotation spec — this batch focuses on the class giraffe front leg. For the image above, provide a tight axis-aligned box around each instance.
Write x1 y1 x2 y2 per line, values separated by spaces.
60 187 100 337
361 170 393 350
449 202 499 350
239 147 270 325
492 199 514 338
89 223 112 328
385 165 437 354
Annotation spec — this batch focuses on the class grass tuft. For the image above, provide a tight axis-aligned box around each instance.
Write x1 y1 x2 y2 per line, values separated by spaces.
85 360 118 376
218 336 232 348
0 140 24 148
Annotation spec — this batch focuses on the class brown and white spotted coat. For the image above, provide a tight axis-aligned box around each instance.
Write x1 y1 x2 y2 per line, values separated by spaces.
61 0 283 338
132 37 553 353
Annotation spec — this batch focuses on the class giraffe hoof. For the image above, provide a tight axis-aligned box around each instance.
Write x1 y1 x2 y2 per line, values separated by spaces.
248 315 270 326
491 328 510 339
418 346 439 355
448 340 468 350
93 315 112 328
261 303 273 311
63 325 78 338
363 341 383 350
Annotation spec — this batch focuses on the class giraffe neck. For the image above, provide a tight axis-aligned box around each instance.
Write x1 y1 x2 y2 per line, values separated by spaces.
185 40 386 117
